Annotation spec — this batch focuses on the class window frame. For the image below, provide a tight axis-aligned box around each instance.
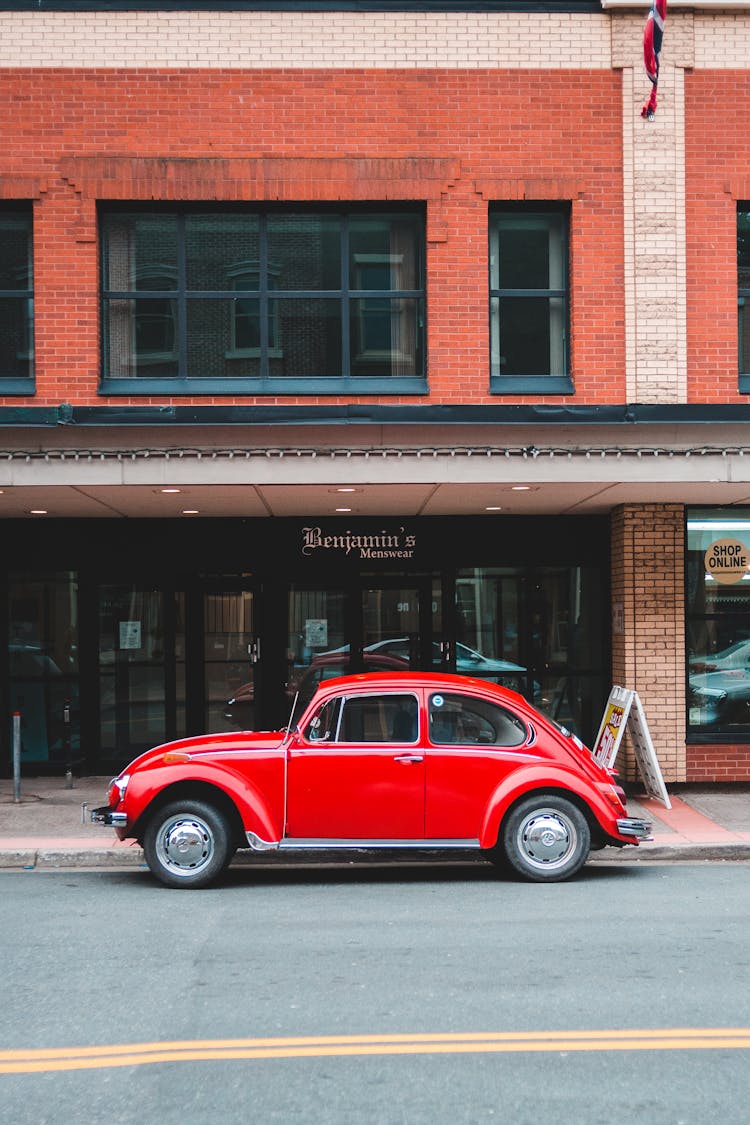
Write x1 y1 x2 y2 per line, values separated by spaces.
488 203 572 395
739 205 750 389
0 206 34 393
99 204 427 396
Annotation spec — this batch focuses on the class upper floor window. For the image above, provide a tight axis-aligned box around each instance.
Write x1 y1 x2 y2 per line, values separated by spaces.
739 207 750 380
100 207 426 395
0 208 34 390
489 206 571 394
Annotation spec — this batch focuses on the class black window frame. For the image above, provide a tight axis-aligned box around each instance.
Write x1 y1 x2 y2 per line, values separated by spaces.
488 203 572 395
739 205 750 390
0 205 34 393
99 203 427 396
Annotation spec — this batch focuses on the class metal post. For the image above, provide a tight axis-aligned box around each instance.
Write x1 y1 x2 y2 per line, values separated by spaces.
12 711 21 804
63 699 72 788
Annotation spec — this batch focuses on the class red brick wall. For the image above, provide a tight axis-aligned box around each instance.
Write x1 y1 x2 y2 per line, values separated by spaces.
0 68 625 408
687 745 750 783
685 72 750 402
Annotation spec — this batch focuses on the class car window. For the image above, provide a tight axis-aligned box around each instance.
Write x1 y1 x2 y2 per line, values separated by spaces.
428 692 527 747
305 693 419 744
303 696 344 742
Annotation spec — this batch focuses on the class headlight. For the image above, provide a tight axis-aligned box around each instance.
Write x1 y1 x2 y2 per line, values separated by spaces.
107 773 130 807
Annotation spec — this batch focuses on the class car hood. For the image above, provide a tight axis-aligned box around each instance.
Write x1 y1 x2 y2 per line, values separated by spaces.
122 728 288 773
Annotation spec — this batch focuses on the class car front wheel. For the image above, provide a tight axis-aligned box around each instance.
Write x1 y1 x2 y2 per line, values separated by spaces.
143 800 233 889
500 794 591 882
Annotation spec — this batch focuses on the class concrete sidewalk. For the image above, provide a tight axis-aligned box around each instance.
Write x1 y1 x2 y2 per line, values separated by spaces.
1 775 749 870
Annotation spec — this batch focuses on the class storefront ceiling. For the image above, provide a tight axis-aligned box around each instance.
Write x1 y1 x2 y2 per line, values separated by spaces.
3 424 750 516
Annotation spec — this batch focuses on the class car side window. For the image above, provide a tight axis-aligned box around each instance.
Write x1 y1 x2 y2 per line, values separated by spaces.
337 693 419 743
428 693 526 748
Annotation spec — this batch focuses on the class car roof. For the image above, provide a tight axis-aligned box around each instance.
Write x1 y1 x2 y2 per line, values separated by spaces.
310 670 530 709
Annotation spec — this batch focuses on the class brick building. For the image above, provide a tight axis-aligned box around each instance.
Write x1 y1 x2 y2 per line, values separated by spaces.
1 0 750 782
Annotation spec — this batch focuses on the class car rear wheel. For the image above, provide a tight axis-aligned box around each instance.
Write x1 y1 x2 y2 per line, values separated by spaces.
500 794 591 882
143 800 233 889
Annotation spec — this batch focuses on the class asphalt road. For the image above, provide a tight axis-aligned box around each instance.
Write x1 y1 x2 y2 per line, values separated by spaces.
2 860 750 1124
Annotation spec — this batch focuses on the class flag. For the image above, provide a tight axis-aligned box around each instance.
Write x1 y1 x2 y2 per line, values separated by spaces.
641 0 667 120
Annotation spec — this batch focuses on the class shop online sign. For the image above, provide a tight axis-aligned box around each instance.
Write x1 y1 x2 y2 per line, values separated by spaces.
704 538 750 585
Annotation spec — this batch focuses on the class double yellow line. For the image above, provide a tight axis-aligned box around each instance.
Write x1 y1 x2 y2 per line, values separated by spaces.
3 1029 750 1074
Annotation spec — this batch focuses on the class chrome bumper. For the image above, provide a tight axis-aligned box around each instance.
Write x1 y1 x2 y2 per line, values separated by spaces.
90 805 128 828
616 816 653 840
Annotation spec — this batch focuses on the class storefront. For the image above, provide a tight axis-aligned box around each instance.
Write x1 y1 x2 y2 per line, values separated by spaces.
2 514 609 776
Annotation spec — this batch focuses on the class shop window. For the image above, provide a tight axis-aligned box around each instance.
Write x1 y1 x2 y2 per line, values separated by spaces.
740 207 750 385
0 208 34 390
100 206 426 394
489 206 571 394
687 508 750 737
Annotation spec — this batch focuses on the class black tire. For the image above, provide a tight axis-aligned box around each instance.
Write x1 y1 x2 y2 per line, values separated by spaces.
143 800 233 889
500 794 591 882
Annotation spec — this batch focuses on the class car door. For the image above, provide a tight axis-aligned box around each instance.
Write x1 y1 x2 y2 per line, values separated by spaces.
424 689 533 840
285 690 425 840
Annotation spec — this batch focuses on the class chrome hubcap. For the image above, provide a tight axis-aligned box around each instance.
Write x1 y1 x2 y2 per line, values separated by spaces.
516 809 576 871
157 816 213 875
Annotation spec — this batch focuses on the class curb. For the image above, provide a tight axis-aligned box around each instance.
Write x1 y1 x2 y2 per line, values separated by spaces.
2 841 750 870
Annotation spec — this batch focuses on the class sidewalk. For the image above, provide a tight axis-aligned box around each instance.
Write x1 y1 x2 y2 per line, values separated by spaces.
1 775 750 870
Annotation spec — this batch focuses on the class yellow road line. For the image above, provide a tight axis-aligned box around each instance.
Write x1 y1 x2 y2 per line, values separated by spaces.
2 1029 750 1074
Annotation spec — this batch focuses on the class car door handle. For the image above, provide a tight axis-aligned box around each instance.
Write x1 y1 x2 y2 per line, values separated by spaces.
393 754 424 764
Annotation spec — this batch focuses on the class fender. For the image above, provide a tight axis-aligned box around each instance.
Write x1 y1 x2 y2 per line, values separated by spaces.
478 763 622 850
123 755 285 845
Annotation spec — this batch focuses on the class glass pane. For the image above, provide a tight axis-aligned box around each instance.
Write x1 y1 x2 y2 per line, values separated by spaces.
287 589 347 709
740 297 750 375
186 297 239 377
349 213 421 291
491 213 565 290
98 586 165 753
349 297 423 377
185 214 260 290
492 295 565 377
739 209 750 273
8 573 79 765
456 569 525 691
103 298 178 378
102 214 178 291
268 214 341 290
274 297 341 376
0 215 32 289
205 591 254 733
0 297 33 378
362 587 420 667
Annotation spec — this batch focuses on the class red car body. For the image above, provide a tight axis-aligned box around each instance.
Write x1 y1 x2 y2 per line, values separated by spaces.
92 672 651 887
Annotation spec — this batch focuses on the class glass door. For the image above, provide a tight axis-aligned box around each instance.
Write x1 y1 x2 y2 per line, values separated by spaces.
98 584 182 760
204 588 258 733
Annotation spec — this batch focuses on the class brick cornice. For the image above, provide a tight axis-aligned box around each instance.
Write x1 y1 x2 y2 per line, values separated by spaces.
59 155 462 200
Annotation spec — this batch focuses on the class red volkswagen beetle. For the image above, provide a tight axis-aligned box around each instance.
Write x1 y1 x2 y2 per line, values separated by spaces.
92 672 651 888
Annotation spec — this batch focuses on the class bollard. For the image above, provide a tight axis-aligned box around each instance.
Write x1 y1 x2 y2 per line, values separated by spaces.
12 711 21 804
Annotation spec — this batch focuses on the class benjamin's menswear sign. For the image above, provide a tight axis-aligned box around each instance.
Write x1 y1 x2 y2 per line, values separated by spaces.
704 538 750 586
301 526 417 561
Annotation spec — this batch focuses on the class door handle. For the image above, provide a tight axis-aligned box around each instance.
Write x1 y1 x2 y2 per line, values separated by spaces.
393 754 424 764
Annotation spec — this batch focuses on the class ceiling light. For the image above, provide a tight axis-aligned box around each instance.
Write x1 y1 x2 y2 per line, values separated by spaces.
511 485 531 491
182 509 200 515
485 506 502 512
160 488 182 494
30 509 47 515
335 507 352 513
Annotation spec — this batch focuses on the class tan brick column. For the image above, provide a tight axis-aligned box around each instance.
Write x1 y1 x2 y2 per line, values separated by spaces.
611 10 694 404
610 504 686 782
